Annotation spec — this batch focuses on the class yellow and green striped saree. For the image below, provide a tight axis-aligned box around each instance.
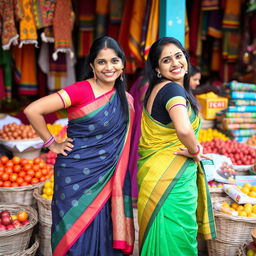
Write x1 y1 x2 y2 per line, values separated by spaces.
137 104 216 255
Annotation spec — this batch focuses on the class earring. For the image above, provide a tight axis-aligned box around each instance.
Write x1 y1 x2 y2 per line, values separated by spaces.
120 74 124 81
93 72 97 80
157 72 162 78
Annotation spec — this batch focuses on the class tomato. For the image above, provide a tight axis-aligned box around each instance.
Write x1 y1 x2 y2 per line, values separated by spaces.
11 182 18 187
20 158 28 166
17 211 28 222
39 162 46 169
41 168 48 176
27 170 35 177
31 177 39 184
19 171 26 178
33 157 41 165
0 165 4 172
32 165 40 171
13 165 21 173
3 180 11 187
16 177 24 185
40 176 46 182
23 164 32 171
1 173 9 181
0 180 3 186
35 171 42 179
10 173 18 182
24 175 32 183
5 167 13 175
0 156 9 165
12 156 20 165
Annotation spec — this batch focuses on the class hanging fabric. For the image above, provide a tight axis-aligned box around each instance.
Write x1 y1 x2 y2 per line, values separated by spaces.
0 0 21 50
19 0 38 47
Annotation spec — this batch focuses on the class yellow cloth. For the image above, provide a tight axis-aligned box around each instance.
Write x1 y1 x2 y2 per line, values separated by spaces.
138 106 216 251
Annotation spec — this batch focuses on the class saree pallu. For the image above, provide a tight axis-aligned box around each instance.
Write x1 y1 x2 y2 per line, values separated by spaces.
137 106 216 255
52 91 135 256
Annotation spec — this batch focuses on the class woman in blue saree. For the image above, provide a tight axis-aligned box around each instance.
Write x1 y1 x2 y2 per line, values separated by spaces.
24 36 135 256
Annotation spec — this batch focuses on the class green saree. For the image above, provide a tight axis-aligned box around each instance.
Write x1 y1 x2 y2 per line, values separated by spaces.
137 104 216 255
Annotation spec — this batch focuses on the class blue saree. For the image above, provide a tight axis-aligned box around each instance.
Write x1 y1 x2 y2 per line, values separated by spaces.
52 89 135 256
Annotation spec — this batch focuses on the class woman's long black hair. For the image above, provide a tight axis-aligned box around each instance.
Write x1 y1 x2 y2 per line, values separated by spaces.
144 37 198 114
82 36 129 121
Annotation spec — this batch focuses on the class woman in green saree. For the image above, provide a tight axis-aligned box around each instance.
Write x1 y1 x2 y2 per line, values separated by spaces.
137 37 216 255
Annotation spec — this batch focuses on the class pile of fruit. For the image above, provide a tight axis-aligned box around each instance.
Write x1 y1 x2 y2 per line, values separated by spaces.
41 176 54 200
0 209 30 231
0 156 53 187
216 161 236 183
247 135 256 147
198 128 229 142
0 123 38 140
220 201 256 217
208 181 224 189
40 151 57 165
202 139 256 165
238 183 256 198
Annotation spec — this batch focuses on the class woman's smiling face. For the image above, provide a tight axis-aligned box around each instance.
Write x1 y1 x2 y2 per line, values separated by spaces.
92 48 124 85
156 43 188 86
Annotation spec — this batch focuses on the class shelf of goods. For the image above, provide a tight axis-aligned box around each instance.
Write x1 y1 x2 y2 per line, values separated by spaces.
217 81 256 143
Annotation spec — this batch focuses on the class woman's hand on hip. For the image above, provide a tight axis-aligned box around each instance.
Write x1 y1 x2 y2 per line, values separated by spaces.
174 144 211 162
48 137 74 156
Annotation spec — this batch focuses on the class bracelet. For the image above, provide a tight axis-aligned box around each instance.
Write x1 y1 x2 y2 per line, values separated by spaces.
43 135 55 148
188 145 200 155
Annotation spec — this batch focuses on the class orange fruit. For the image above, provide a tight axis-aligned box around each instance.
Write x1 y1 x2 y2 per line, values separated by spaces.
17 211 29 222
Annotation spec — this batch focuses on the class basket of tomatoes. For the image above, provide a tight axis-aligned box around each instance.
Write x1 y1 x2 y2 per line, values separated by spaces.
0 156 54 206
0 204 38 255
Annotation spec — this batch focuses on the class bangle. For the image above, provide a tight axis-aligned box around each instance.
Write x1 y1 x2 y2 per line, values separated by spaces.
43 135 55 148
188 145 200 155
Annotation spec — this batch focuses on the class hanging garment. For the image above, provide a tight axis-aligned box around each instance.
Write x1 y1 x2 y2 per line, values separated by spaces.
0 0 20 50
77 0 95 57
52 0 74 60
128 0 147 67
12 44 38 95
38 42 76 92
0 48 13 100
32 0 56 29
95 0 109 38
51 82 135 255
143 0 159 60
118 0 136 74
107 0 124 40
19 0 38 47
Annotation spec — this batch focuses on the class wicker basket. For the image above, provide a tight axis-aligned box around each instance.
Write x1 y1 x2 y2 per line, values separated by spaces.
6 236 39 256
38 222 52 256
33 184 52 225
207 238 241 256
236 243 247 256
209 187 227 203
0 204 38 255
214 208 256 244
0 182 45 206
